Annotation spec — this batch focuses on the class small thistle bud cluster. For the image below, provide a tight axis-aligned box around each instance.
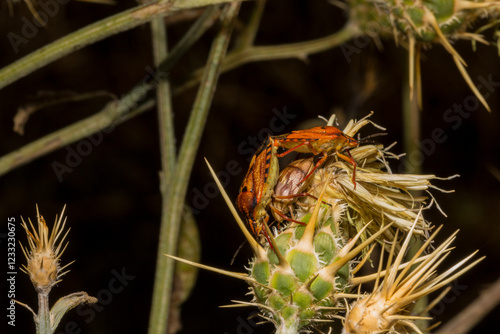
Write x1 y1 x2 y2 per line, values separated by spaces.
173 114 483 334
343 0 500 110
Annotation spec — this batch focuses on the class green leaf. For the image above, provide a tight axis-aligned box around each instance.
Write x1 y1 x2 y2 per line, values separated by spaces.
50 292 97 331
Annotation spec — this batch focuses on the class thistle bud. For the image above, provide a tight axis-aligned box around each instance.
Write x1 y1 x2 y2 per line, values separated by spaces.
20 206 71 294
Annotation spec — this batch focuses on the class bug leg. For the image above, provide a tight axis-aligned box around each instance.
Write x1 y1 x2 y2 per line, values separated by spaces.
337 149 357 189
269 205 307 226
298 152 327 185
275 192 319 202
275 141 309 157
262 228 274 249
274 193 332 209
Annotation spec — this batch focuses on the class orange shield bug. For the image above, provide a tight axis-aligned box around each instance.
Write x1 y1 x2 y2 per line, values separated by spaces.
271 126 360 188
236 137 279 238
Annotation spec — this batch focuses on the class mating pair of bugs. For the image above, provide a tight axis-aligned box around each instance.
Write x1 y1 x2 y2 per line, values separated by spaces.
236 125 363 242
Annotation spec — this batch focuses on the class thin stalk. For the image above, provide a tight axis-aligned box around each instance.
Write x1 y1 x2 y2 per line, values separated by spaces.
0 8 219 178
37 293 51 334
436 276 500 334
0 99 154 178
175 23 358 94
234 0 266 50
157 6 221 83
402 52 427 330
402 61 421 175
151 16 175 178
0 0 246 90
147 3 240 334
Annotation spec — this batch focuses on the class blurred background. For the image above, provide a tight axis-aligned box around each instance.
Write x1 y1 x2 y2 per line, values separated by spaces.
1 0 499 333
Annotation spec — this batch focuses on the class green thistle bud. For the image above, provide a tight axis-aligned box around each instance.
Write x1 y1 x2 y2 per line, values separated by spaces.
246 207 352 333
344 0 500 110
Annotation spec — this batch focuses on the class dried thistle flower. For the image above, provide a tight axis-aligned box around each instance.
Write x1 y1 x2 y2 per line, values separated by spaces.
292 114 457 244
343 220 484 334
17 205 97 334
20 205 72 294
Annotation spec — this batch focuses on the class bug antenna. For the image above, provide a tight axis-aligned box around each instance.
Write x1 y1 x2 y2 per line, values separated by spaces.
358 132 387 145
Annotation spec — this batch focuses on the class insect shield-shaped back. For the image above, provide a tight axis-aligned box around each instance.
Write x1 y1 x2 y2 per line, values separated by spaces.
236 138 279 238
273 126 358 153
272 126 361 188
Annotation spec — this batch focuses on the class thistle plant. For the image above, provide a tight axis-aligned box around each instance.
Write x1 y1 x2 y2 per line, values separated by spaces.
0 1 495 333
16 206 97 334
166 114 483 334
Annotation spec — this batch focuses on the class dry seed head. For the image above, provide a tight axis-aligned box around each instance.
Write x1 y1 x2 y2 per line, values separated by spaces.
295 116 455 246
20 205 72 294
343 220 484 334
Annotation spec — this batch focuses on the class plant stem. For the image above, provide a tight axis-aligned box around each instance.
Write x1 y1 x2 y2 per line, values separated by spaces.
436 276 500 334
151 16 176 178
37 293 52 334
234 0 266 50
402 60 421 175
402 51 428 331
0 99 154 178
0 7 219 178
156 6 221 87
0 0 246 90
148 3 240 334
174 23 358 94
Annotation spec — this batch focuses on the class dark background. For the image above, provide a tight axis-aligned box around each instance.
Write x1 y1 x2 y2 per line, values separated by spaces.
1 1 499 333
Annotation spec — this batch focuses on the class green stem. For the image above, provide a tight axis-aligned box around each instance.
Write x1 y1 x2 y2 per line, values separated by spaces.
0 0 246 90
402 51 428 331
0 99 154 178
0 7 219 178
402 60 421 176
234 0 266 50
175 23 358 94
36 293 52 334
151 16 176 178
148 3 240 334
157 6 221 76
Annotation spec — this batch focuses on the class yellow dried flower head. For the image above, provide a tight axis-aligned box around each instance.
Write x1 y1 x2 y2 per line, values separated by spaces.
285 114 456 245
20 205 72 294
343 221 483 334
